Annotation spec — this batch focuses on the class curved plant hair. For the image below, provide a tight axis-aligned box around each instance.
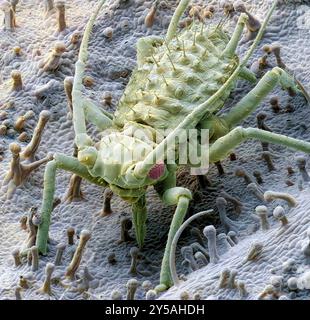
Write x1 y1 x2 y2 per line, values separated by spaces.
169 209 214 286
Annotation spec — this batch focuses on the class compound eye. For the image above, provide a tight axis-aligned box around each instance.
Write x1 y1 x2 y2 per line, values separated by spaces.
148 161 165 180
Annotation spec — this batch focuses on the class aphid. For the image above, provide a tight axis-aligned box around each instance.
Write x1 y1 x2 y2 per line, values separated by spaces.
9 0 310 292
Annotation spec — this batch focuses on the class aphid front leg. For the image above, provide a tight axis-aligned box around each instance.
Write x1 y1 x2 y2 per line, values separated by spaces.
36 154 106 255
156 185 192 291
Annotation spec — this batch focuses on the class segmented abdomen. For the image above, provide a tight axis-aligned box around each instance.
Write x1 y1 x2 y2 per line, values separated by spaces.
114 24 238 131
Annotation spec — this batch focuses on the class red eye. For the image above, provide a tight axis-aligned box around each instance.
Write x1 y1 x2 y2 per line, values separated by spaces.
148 161 165 180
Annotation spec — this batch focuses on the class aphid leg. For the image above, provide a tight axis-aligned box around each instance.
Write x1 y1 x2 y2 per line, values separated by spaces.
209 127 310 164
264 43 309 103
36 154 106 255
160 191 191 288
132 195 147 248
83 98 113 131
151 168 181 290
72 0 107 150
155 181 192 291
222 67 306 129
239 67 257 83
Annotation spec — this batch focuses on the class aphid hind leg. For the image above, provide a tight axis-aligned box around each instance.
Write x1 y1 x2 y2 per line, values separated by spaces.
209 127 310 164
222 67 305 129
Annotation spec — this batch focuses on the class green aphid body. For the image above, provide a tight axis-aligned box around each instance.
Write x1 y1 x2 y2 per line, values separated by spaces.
113 24 238 132
32 0 310 290
92 24 238 192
